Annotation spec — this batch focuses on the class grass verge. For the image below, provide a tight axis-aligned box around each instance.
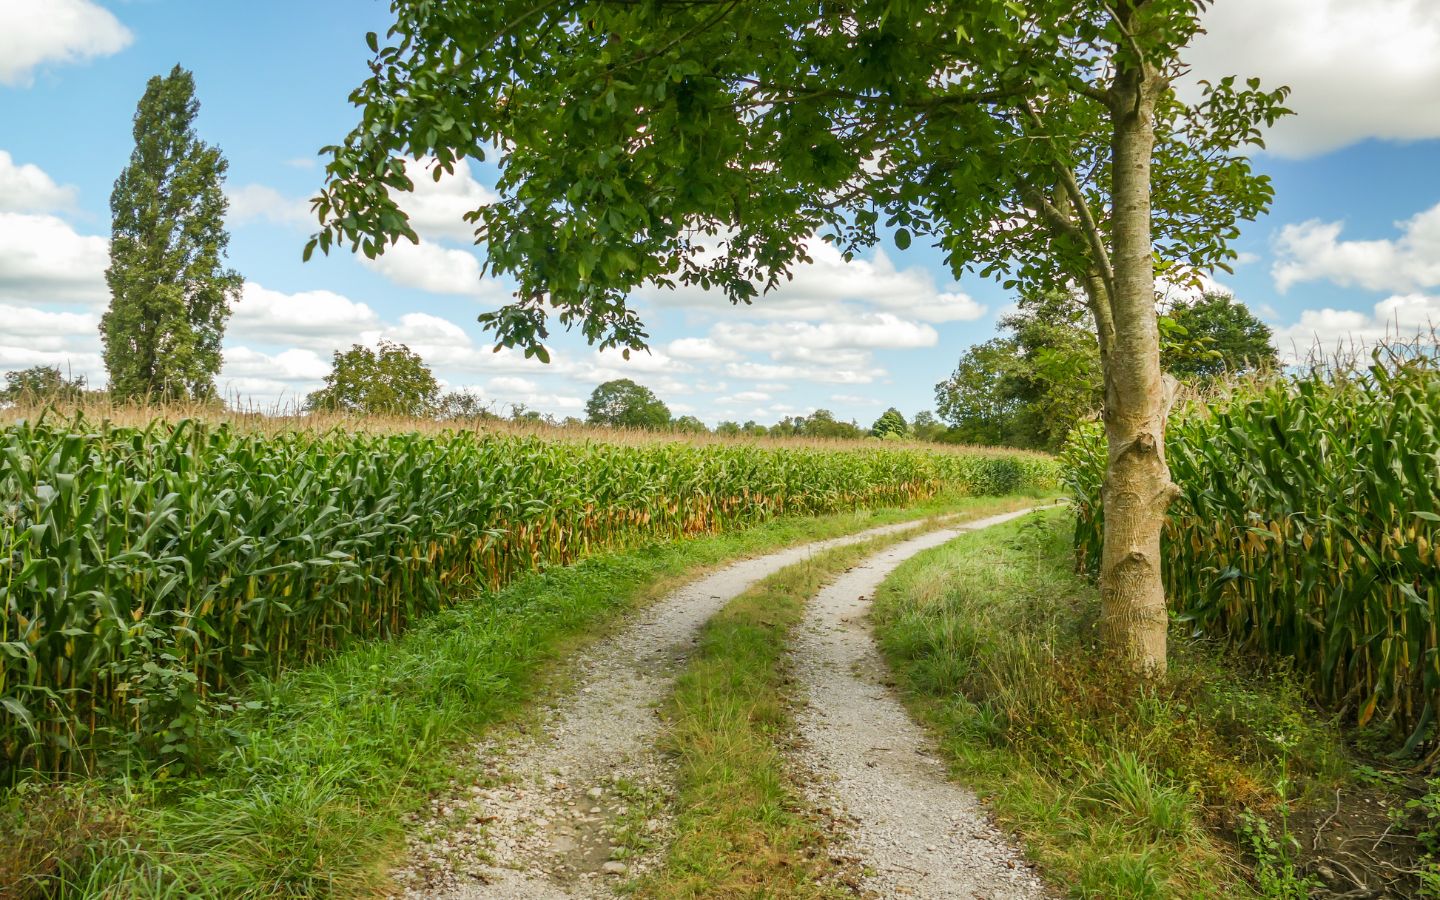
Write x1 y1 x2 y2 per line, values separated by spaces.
871 508 1358 899
6 494 1044 899
635 496 1039 898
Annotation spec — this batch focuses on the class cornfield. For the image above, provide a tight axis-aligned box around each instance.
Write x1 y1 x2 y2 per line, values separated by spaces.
1 415 1054 777
1063 352 1440 755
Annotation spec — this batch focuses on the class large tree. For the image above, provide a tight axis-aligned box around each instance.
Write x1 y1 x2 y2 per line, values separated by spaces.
102 65 242 403
585 378 671 428
306 341 440 417
312 1 1287 672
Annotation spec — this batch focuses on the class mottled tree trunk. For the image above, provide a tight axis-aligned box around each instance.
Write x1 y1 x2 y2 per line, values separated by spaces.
1098 55 1180 674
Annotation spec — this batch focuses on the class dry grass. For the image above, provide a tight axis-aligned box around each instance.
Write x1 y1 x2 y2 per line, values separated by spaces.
0 396 1049 457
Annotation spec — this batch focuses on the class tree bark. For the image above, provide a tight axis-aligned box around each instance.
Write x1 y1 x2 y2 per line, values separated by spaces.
1099 51 1179 675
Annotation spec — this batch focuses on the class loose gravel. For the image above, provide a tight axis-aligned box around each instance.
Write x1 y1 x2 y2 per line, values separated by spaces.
394 514 964 899
791 508 1051 899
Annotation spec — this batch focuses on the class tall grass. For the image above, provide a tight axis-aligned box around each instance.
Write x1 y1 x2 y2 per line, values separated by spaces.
1 413 1054 778
1063 350 1440 755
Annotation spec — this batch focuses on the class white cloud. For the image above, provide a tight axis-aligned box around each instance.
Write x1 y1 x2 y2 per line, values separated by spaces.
0 212 109 305
666 337 740 363
0 0 132 86
1272 202 1440 293
1186 0 1440 157
445 380 584 415
213 284 570 406
227 184 312 228
723 359 885 385
830 393 880 406
216 347 332 409
0 345 104 379
359 239 505 298
0 303 97 344
228 283 382 352
0 151 77 211
397 157 496 243
719 390 772 404
644 237 985 324
487 376 538 394
1272 293 1440 360
0 303 103 383
709 313 937 359
221 346 331 382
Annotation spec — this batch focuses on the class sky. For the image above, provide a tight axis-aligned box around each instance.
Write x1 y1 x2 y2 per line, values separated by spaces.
1 0 1438 426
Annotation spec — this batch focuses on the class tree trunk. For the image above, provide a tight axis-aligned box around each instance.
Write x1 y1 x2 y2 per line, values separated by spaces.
1098 57 1179 675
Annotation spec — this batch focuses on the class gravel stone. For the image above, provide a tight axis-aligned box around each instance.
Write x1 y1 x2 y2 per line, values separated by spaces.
393 516 958 899
790 508 1052 899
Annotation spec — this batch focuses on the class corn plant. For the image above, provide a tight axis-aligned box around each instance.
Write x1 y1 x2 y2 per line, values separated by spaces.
1 415 1055 777
1062 351 1440 755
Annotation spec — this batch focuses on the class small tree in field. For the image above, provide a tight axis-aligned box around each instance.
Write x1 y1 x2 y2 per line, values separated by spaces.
1 366 88 405
871 408 908 439
306 341 439 417
671 415 709 435
585 379 671 429
312 0 1288 673
102 65 242 403
1162 291 1277 381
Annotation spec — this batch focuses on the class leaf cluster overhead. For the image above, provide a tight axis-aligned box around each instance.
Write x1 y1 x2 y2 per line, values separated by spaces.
312 0 1288 358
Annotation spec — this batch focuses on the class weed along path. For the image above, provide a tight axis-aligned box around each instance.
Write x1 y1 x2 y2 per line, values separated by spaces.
791 509 1050 899
395 509 1025 899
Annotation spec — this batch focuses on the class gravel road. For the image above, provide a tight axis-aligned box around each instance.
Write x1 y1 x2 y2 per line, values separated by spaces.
791 508 1051 899
395 513 971 899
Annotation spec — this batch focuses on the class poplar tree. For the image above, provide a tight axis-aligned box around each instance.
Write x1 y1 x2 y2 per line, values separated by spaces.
311 0 1289 673
101 65 242 403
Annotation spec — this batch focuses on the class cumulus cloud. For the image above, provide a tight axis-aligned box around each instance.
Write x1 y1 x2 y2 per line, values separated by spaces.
220 346 331 382
643 237 985 324
666 337 741 363
358 239 506 298
709 313 937 360
0 211 109 305
1272 202 1440 294
0 345 104 380
228 158 496 243
0 303 103 383
0 303 97 344
214 285 564 406
1272 293 1440 360
228 283 382 352
443 379 584 415
0 0 132 86
398 157 496 243
718 390 772 404
227 184 313 228
1186 0 1440 157
723 359 885 385
0 151 77 211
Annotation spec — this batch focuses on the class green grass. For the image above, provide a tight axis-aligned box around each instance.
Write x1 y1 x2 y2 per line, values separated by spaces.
636 496 1041 899
871 508 1352 899
6 497 1025 899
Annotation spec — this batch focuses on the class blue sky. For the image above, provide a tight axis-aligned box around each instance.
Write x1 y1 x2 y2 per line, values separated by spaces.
2 0 1438 425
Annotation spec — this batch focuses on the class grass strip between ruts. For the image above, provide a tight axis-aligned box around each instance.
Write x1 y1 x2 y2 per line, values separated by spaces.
12 496 1047 899
635 495 1037 899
